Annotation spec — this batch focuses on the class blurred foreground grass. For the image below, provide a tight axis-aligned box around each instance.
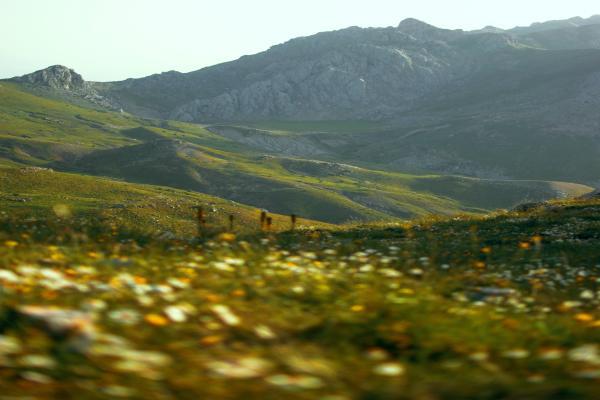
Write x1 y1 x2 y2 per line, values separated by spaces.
0 197 599 399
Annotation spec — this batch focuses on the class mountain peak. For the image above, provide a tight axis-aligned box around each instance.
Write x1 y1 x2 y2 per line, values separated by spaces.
398 18 437 31
13 65 86 90
397 18 463 41
479 25 505 33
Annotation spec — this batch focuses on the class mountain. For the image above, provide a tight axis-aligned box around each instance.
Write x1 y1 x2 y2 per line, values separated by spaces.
13 16 600 124
65 15 600 125
5 15 600 190
87 19 523 121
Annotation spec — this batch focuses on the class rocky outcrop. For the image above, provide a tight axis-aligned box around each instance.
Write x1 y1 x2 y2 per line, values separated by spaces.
10 66 118 110
13 65 86 90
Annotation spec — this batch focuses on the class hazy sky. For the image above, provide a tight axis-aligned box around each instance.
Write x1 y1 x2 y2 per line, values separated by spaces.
1 0 598 81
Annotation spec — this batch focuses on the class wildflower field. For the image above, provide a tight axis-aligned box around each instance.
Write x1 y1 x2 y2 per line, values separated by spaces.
0 197 600 399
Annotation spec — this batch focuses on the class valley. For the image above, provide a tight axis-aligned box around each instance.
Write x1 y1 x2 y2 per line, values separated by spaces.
0 82 590 225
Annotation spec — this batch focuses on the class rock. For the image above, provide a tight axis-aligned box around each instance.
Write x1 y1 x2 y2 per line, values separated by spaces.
13 65 85 90
474 287 517 297
6 197 31 203
0 306 96 353
467 287 517 301
157 231 176 241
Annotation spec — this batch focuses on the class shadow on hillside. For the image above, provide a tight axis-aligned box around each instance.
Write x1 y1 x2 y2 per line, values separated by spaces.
120 127 163 142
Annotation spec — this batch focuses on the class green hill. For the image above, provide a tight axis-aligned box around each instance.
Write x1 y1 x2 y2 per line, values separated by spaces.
0 82 592 224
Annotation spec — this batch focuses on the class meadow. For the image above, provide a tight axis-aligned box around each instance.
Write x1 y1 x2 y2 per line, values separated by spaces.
0 191 599 399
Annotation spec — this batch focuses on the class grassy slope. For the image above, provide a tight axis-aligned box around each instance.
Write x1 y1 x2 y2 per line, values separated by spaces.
0 82 592 224
0 195 599 398
0 83 131 150
0 167 329 236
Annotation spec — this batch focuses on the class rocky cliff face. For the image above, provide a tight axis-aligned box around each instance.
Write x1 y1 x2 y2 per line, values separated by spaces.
13 65 86 90
92 16 600 123
84 19 517 122
169 24 474 122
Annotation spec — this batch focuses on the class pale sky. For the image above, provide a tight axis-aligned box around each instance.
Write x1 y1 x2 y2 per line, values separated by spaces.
1 0 598 82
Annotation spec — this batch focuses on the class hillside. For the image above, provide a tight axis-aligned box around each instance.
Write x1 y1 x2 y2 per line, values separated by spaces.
2 82 588 224
0 166 329 237
1 191 600 398
208 115 600 186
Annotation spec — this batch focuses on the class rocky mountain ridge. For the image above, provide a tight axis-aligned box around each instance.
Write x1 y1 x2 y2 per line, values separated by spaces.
104 18 528 121
100 15 600 122
10 15 600 122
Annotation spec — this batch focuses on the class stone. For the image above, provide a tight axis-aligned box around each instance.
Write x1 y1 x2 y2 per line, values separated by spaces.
2 306 97 353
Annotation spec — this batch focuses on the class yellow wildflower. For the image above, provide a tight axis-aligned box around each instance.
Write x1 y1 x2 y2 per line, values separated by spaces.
145 314 168 326
218 233 236 242
200 335 223 346
574 313 595 323
4 241 18 249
